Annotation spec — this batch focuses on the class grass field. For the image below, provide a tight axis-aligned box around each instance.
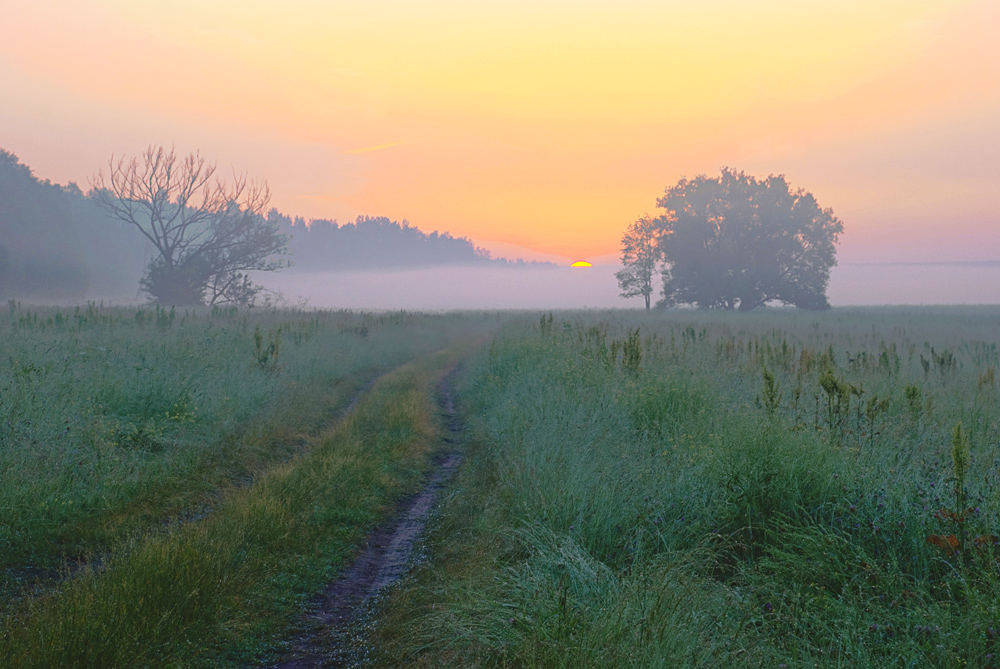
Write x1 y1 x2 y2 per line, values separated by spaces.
5 304 1000 667
0 301 493 665
1 347 473 667
370 307 1000 667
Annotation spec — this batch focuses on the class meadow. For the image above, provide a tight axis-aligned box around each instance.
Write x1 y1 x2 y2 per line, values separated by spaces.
4 303 1000 667
371 307 1000 667
0 301 492 665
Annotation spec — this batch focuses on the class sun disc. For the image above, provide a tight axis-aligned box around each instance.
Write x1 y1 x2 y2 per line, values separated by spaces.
571 261 592 268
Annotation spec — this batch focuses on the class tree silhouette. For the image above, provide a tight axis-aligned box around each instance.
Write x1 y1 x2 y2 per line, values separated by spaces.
92 146 289 306
616 215 663 310
0 149 91 300
270 213 546 271
654 168 842 311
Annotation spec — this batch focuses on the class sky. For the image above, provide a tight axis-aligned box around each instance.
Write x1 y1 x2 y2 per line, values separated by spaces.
1 0 998 267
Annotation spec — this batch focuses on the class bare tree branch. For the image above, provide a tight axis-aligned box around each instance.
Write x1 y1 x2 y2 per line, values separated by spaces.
91 145 290 306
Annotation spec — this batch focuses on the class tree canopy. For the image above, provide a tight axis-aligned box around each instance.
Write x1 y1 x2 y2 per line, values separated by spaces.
654 168 843 311
0 149 146 301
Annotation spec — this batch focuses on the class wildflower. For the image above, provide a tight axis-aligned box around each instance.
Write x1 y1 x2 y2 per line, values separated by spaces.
764 603 773 613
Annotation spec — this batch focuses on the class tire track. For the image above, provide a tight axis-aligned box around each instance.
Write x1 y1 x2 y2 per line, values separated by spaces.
271 369 465 669
1 370 390 607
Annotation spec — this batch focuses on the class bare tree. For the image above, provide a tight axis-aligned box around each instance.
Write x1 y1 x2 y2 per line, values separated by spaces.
616 215 663 310
91 145 289 306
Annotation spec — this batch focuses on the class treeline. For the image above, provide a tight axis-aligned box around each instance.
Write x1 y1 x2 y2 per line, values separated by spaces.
269 211 548 271
0 149 548 302
0 150 146 301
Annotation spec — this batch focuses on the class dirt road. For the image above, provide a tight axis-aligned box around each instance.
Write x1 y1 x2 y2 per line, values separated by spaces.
272 373 465 668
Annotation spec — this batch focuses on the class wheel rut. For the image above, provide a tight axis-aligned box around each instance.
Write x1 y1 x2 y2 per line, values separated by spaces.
2 371 391 607
271 370 465 669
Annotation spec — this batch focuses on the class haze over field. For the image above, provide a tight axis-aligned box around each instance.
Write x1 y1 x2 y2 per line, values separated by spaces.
6 4 1000 664
261 263 1000 310
1 0 998 307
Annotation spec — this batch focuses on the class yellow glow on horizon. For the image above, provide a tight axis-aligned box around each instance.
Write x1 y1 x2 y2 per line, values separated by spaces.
572 261 593 268
340 142 405 155
1 0 996 261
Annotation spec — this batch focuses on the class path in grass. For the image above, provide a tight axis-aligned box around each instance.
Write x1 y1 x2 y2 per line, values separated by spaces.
0 345 480 668
273 369 466 669
3 367 390 608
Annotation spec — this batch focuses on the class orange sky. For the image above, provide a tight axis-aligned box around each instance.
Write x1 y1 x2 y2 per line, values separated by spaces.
1 0 998 263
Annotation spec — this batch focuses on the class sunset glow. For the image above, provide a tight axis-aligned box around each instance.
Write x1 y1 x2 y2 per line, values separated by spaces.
2 0 998 263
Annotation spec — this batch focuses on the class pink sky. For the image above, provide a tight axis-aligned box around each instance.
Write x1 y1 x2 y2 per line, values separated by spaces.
2 0 998 265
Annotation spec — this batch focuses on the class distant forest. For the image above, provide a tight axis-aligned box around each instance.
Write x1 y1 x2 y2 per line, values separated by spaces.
0 150 548 302
0 150 147 301
269 211 546 272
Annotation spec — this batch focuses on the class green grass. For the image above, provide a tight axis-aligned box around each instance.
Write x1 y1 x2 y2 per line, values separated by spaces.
0 344 472 667
7 304 1000 666
370 308 1000 668
0 301 483 594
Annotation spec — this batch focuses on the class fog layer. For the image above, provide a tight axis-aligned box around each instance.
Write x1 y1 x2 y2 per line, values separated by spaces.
260 263 1000 311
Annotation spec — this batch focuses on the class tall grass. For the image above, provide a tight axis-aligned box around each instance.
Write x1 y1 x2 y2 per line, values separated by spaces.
0 346 467 667
0 301 481 592
372 308 1000 667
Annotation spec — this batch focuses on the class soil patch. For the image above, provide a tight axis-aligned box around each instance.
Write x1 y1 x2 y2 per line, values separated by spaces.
271 371 465 669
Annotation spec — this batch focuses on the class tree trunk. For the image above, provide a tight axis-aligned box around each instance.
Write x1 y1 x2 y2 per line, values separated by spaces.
738 295 765 312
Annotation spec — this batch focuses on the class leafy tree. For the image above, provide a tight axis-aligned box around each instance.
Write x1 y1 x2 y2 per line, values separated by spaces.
0 149 91 300
615 215 663 310
92 146 289 306
654 168 843 311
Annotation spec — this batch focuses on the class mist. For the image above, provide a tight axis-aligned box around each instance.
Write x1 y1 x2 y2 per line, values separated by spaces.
4 149 997 311
827 262 1000 306
261 265 622 310
253 262 1000 311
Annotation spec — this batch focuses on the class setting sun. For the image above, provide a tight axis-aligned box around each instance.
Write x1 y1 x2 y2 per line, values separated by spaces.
2 0 998 264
